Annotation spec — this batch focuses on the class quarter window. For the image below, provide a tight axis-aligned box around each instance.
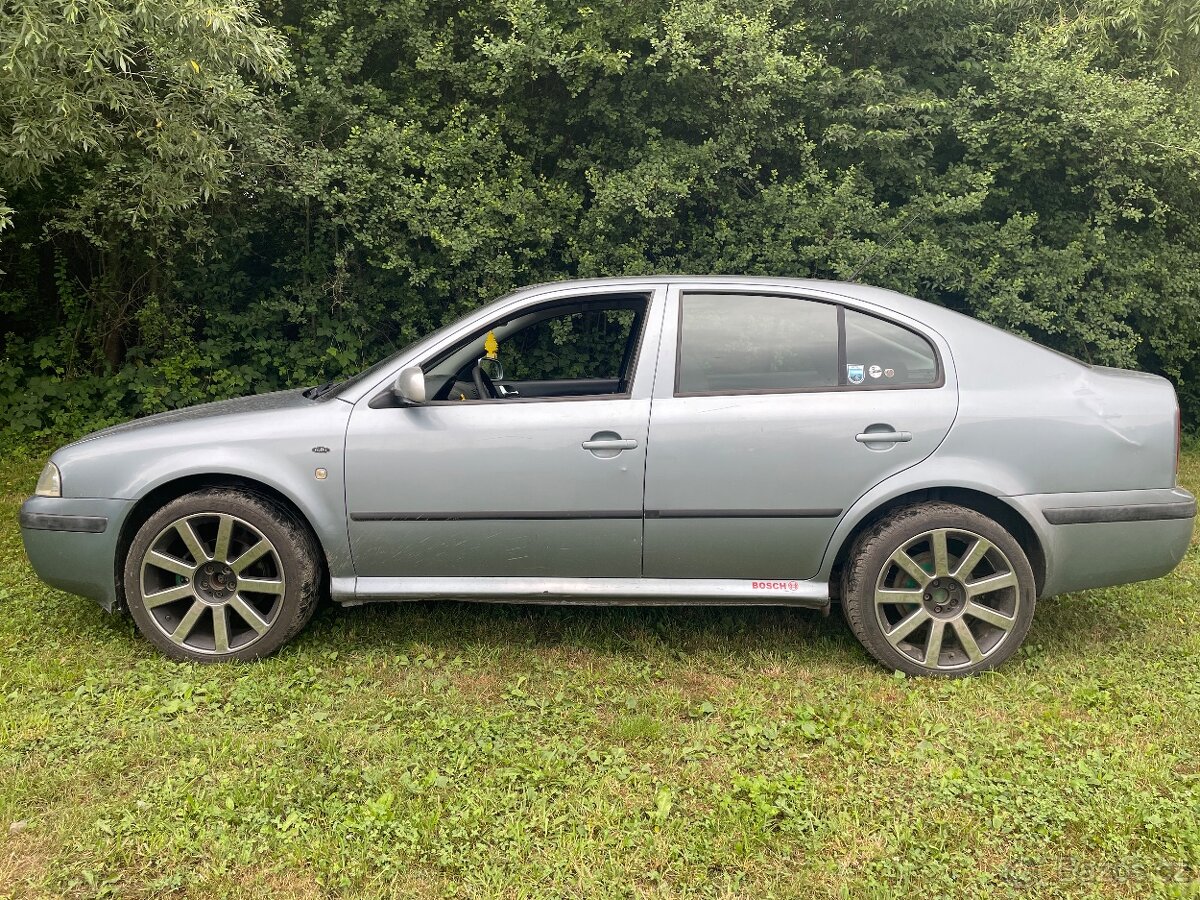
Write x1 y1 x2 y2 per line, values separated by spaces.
844 308 938 386
677 293 839 394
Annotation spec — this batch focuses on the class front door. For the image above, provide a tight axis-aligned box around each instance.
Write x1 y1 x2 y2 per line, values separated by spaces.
344 288 664 578
643 286 959 581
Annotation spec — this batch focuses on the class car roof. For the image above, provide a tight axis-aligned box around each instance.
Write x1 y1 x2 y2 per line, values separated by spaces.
510 275 955 325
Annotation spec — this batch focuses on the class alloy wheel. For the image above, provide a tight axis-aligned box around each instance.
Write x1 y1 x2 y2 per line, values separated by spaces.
873 527 1022 672
137 513 286 655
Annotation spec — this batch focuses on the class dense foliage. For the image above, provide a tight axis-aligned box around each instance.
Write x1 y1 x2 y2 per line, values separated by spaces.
2 0 1199 439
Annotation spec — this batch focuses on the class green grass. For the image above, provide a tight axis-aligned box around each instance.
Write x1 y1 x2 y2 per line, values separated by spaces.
2 451 1199 899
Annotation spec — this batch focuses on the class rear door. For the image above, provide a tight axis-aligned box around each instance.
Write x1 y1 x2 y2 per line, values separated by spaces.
642 284 959 581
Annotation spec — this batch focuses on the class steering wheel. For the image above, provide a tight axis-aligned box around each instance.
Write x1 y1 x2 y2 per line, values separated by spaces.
471 361 499 400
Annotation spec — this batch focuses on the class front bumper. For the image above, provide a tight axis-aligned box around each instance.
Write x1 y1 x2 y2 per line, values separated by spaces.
19 496 136 611
1006 488 1196 598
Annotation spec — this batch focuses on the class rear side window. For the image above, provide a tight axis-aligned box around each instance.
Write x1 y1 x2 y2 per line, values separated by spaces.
676 292 940 395
677 293 839 394
844 308 938 386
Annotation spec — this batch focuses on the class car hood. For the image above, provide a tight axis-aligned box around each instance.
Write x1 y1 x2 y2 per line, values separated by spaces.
65 389 316 447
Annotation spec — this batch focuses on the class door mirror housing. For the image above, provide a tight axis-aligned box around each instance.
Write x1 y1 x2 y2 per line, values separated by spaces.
391 366 426 405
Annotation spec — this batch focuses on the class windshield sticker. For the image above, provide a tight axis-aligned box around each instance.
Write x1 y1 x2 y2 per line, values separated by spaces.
847 364 865 385
884 367 895 378
868 364 883 379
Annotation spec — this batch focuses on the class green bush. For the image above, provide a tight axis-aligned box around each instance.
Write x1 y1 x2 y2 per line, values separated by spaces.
2 0 1199 445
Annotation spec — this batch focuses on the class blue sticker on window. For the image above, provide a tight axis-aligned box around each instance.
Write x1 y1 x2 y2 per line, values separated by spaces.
846 364 865 385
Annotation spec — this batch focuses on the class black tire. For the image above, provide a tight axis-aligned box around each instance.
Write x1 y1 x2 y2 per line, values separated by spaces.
841 502 1036 677
123 488 322 662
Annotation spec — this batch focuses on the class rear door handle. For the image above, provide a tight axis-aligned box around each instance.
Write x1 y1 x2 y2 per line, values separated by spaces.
582 438 638 451
855 431 912 443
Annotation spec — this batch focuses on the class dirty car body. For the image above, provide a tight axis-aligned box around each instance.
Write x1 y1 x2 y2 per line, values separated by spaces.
20 278 1196 675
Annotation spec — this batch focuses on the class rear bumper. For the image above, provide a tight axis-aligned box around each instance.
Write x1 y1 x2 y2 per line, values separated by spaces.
1006 488 1195 598
18 496 135 611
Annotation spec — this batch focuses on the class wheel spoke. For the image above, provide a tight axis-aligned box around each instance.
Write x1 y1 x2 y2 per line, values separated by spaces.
923 620 945 667
952 618 984 663
963 600 1017 631
145 550 195 578
213 515 234 565
229 594 270 635
874 586 924 606
212 606 231 653
952 537 991 580
965 570 1018 598
170 600 207 646
175 519 210 565
930 529 950 577
143 583 194 609
889 550 931 588
885 607 930 647
230 540 270 574
237 576 285 595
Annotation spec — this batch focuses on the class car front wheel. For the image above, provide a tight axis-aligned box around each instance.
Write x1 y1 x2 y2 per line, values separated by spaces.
123 489 321 662
841 502 1036 676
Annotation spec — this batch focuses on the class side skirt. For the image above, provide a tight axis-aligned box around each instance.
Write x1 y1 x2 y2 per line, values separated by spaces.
331 576 829 609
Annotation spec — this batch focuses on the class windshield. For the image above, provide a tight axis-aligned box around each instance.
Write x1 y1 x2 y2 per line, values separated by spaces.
324 312 481 400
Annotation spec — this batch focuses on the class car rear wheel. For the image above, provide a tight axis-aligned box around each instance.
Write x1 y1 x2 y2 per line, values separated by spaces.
841 502 1036 676
123 489 321 662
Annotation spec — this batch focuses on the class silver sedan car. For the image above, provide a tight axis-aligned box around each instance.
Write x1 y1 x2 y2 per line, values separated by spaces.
19 277 1196 675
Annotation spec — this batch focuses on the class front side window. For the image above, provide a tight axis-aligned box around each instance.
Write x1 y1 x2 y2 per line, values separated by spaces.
423 294 647 401
503 307 638 382
677 293 840 394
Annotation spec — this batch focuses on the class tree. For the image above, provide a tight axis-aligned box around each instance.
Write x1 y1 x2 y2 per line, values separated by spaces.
0 0 288 384
2 0 1200 437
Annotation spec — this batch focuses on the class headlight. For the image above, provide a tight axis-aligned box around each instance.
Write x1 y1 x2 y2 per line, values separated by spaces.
35 461 61 498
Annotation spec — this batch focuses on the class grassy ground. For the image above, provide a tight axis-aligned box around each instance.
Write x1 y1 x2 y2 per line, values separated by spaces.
1 451 1198 899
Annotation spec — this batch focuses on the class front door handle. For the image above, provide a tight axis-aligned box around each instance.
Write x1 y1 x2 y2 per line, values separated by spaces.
855 431 912 443
583 431 639 458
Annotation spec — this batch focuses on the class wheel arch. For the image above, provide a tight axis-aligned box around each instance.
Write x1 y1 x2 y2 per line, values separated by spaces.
114 473 330 611
828 487 1046 598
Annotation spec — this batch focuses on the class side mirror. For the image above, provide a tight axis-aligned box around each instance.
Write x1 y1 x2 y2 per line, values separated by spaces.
391 366 426 405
